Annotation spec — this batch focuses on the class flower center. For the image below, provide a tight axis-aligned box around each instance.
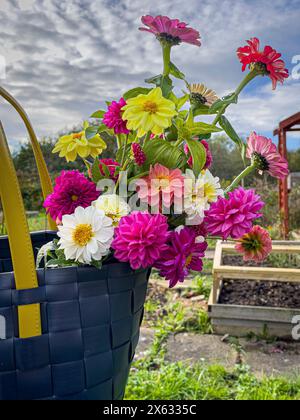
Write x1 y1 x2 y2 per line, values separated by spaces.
190 92 207 105
241 234 262 252
252 152 270 171
156 32 181 46
185 254 193 267
73 224 94 247
251 61 269 76
204 183 215 201
71 195 79 201
72 132 82 140
143 100 158 114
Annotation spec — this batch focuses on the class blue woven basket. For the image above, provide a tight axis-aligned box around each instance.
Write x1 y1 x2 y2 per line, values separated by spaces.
0 231 149 400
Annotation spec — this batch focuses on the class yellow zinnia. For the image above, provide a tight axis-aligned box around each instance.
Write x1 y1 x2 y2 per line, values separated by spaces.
122 87 177 138
52 121 106 162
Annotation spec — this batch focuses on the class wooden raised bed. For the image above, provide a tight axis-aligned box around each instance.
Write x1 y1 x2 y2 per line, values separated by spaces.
208 241 300 338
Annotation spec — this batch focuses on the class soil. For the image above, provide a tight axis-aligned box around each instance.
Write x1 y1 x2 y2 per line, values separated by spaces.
223 254 300 268
219 279 300 309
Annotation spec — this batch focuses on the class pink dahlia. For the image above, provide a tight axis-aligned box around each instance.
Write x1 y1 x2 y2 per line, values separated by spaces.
139 15 201 47
103 97 130 135
235 225 272 263
44 170 99 222
205 187 264 240
137 163 184 209
237 37 289 90
132 143 146 166
247 132 289 180
112 212 169 270
155 227 208 288
184 139 213 169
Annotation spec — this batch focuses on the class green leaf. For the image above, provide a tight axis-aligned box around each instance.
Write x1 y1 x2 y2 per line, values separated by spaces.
90 110 105 119
219 116 243 147
85 126 98 140
189 121 222 136
123 87 151 100
91 159 102 183
98 131 115 143
142 138 184 169
169 62 185 80
145 74 163 85
209 93 238 114
192 104 211 116
185 138 207 176
177 94 189 110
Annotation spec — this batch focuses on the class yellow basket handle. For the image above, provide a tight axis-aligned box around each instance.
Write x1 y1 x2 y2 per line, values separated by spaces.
0 122 41 338
0 86 56 231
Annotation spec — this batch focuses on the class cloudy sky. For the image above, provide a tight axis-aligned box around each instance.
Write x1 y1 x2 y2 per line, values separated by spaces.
0 0 300 151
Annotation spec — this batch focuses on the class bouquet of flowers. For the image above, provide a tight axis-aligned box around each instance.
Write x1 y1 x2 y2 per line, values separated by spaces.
40 15 289 288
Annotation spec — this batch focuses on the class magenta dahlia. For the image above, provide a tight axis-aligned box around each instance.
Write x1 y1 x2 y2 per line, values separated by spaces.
139 15 201 47
103 97 130 135
44 170 100 222
247 132 289 179
184 139 213 169
204 187 264 240
155 227 208 288
112 212 169 270
132 143 146 166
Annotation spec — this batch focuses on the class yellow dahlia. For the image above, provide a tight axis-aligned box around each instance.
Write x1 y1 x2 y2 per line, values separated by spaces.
52 122 107 162
121 87 177 137
188 83 218 107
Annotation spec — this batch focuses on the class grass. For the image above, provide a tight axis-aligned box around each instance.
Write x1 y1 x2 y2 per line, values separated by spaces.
1 213 47 235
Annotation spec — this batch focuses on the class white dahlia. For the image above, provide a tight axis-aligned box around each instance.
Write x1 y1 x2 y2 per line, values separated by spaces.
93 194 130 226
57 206 114 264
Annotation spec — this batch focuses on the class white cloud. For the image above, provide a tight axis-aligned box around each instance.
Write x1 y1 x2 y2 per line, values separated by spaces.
0 0 299 149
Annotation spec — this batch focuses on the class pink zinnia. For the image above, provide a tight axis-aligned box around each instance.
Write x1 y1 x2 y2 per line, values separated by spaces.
132 143 146 166
205 187 264 240
155 227 208 288
137 163 184 209
44 170 99 222
235 225 272 263
237 37 289 90
247 132 289 180
112 212 169 270
103 97 130 135
139 15 201 47
184 139 213 169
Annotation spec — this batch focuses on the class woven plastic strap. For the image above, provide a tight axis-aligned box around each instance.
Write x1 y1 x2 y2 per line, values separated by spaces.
0 86 56 231
0 122 41 338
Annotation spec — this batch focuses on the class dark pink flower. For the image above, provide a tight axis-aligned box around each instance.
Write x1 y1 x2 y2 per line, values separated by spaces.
235 225 272 263
112 212 169 270
132 143 146 166
204 187 264 240
155 227 208 288
184 139 213 169
44 170 99 222
237 37 289 90
247 132 289 179
103 97 130 135
139 15 201 47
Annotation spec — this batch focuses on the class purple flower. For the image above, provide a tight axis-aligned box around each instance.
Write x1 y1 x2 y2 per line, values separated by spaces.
103 97 130 135
132 143 146 166
44 170 100 222
204 187 264 240
155 227 208 288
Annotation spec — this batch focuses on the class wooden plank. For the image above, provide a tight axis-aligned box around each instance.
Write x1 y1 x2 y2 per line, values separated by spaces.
211 319 295 338
220 242 300 254
209 303 300 323
213 266 300 282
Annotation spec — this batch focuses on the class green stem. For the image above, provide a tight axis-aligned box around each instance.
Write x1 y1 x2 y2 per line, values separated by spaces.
128 171 149 183
116 134 122 149
114 159 130 193
225 164 256 193
121 134 128 166
213 70 258 126
162 44 171 76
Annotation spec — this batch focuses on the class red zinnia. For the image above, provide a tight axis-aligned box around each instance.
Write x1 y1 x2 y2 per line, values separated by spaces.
237 37 289 90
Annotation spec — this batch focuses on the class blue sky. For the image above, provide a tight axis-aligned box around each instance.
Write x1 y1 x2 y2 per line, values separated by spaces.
0 0 300 152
